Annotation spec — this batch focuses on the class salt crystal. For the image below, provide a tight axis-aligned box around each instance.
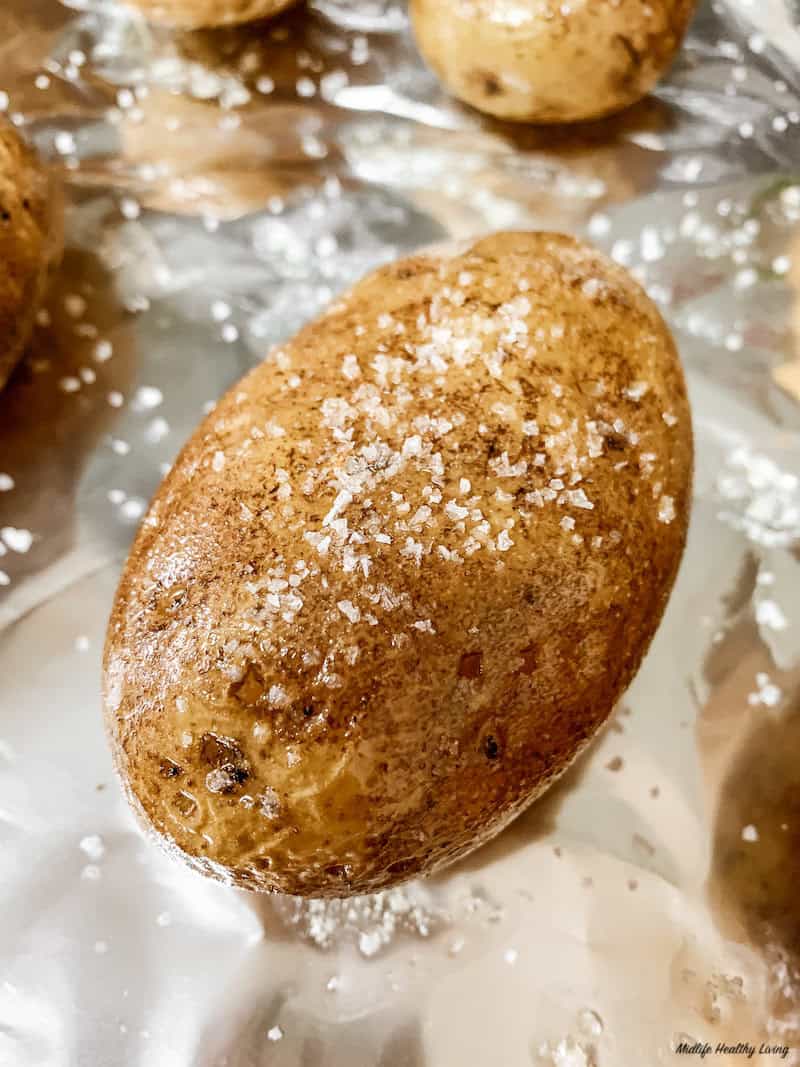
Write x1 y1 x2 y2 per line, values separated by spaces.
337 600 361 623
1 527 33 553
658 495 676 524
756 599 788 631
79 834 105 861
134 386 163 410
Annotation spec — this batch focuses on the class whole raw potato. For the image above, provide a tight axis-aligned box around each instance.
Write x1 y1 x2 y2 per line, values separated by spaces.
411 0 698 123
104 232 693 897
122 0 297 28
0 122 62 392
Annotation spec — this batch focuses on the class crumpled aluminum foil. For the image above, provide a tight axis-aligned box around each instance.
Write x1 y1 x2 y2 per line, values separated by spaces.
1 1 800 1064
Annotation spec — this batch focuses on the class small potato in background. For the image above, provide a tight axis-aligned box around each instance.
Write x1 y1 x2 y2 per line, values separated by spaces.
411 0 698 124
0 122 62 393
123 0 298 29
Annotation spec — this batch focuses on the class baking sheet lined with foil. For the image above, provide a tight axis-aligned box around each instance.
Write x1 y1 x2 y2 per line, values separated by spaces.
1 1 800 1064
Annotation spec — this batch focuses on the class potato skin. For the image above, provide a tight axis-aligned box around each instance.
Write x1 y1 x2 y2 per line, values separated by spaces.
0 123 62 392
122 0 297 28
104 232 693 897
411 0 698 123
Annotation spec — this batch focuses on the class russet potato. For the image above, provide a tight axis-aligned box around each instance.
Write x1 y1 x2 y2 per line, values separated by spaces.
0 122 62 392
411 0 698 124
104 231 693 897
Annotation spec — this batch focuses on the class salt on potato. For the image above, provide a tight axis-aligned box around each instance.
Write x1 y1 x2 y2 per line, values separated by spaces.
104 232 693 898
411 0 698 124
0 121 62 392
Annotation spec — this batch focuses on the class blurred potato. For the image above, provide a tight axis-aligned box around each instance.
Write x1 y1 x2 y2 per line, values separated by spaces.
411 0 698 124
0 121 62 391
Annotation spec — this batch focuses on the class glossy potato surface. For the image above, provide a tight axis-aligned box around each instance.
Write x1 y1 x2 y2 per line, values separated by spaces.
104 232 693 897
411 0 698 123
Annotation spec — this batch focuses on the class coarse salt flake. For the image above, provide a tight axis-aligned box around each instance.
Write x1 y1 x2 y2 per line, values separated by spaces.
337 600 361 623
1 527 33 553
658 495 676 524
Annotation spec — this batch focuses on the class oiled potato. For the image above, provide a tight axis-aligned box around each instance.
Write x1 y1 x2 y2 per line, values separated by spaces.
411 0 698 123
122 0 298 28
104 232 693 897
0 122 62 392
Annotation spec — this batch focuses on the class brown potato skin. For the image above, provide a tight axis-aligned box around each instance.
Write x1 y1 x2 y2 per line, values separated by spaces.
122 0 298 28
104 232 693 897
411 0 698 124
0 123 62 392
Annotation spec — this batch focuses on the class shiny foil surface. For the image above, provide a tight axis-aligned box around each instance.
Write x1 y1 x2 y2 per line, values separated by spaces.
1 1 800 1064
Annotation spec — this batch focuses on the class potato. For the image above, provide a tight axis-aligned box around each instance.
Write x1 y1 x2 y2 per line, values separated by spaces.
0 122 62 392
104 231 693 897
122 0 298 28
411 0 698 124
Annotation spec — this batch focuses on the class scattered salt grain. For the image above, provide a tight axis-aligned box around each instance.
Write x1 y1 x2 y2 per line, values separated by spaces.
1 527 33 553
755 599 788 631
79 835 105 861
337 600 361 623
134 386 163 410
658 495 676 524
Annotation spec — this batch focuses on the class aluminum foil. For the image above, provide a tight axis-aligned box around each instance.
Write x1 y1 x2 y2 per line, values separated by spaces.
1 1 800 1064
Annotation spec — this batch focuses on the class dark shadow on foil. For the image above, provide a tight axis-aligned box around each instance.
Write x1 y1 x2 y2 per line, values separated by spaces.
699 563 800 1044
707 676 800 1044
0 240 136 597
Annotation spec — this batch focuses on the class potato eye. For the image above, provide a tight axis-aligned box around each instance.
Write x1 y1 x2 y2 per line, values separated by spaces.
159 758 183 778
458 651 483 679
484 735 500 760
